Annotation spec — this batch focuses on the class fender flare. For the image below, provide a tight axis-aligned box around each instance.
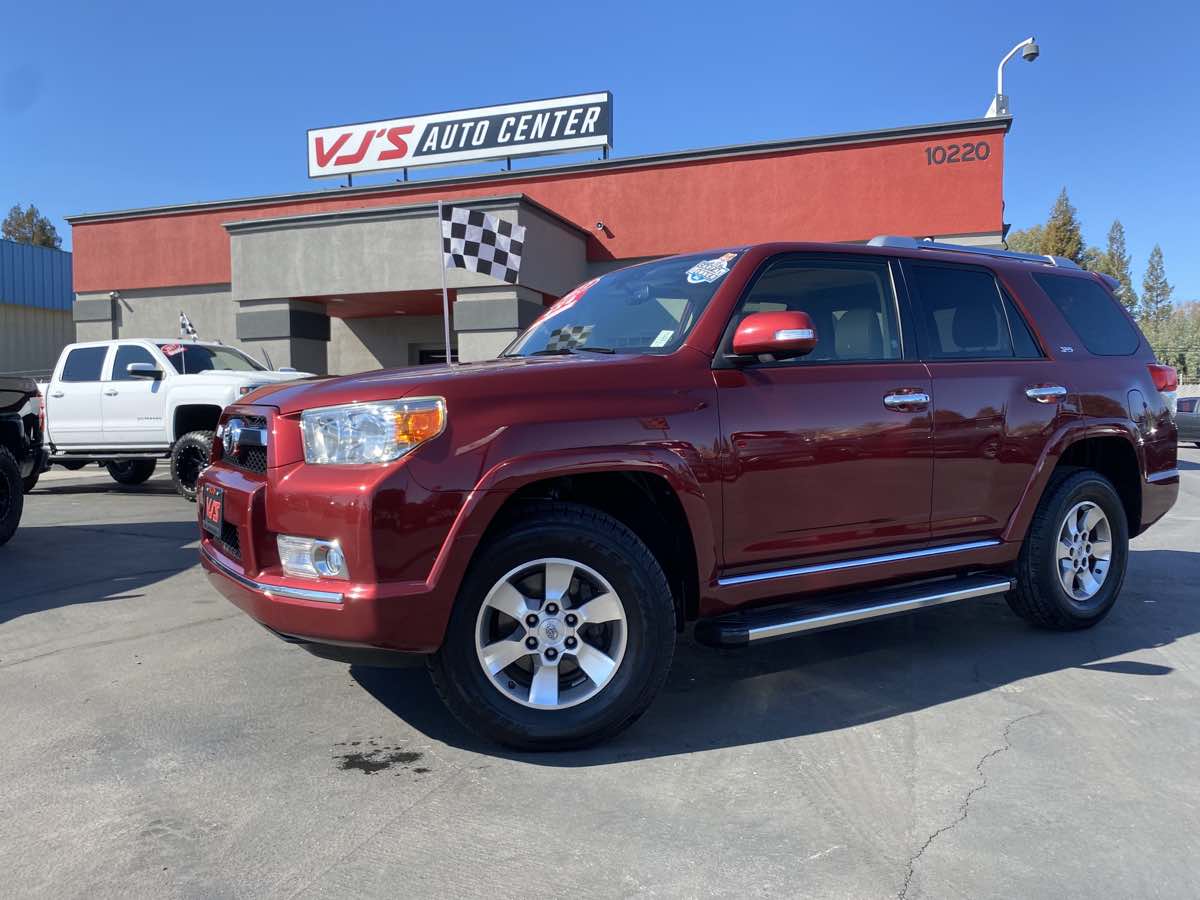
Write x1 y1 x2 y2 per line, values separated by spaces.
422 445 720 614
1002 419 1143 543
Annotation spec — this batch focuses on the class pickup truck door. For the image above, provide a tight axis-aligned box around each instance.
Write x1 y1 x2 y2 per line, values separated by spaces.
45 345 110 447
899 260 1073 543
101 344 169 446
716 254 933 570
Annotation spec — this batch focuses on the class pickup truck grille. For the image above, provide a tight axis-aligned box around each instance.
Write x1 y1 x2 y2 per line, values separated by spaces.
226 415 268 475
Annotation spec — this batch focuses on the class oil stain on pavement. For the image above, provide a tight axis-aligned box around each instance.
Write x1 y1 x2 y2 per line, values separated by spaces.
333 738 429 776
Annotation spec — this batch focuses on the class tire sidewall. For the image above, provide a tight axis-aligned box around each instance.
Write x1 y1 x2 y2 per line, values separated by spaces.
0 447 24 547
434 509 675 748
170 431 213 501
1028 472 1129 625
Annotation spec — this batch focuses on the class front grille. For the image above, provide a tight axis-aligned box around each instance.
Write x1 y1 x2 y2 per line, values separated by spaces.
217 521 241 560
224 414 268 474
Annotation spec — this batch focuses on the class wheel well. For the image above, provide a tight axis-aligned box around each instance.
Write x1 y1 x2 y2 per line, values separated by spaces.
173 405 221 441
1056 436 1142 533
485 472 700 627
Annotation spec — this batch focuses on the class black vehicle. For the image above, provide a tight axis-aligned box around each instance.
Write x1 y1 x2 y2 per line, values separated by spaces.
0 376 49 546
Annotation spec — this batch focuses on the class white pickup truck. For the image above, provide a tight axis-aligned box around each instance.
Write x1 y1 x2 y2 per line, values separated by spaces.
40 339 310 500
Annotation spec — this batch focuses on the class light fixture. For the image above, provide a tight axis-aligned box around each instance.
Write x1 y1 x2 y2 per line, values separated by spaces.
985 37 1039 118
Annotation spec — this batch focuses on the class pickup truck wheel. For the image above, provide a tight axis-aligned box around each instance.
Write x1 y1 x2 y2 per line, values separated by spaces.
0 446 23 547
1007 470 1129 630
106 459 157 486
170 431 214 502
429 502 676 750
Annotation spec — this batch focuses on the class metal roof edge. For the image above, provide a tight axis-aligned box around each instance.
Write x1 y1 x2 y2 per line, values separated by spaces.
66 116 1013 225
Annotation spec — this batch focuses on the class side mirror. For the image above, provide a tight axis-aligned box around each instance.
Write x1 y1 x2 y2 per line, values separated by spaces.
732 311 818 359
127 362 163 380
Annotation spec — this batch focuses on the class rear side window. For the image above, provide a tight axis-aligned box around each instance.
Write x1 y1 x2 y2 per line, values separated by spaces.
60 347 108 382
1033 274 1140 356
1178 397 1198 414
909 265 1017 359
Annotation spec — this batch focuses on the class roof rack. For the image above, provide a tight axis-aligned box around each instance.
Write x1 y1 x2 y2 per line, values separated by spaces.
867 235 1081 270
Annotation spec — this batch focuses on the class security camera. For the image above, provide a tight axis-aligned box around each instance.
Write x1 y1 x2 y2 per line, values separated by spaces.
1022 42 1039 62
109 291 120 301
595 221 607 232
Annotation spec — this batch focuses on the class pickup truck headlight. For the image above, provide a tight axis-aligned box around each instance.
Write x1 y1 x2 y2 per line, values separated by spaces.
299 398 446 465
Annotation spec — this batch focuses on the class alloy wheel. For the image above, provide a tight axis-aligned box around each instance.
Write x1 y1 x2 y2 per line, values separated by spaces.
474 557 628 710
1055 500 1113 603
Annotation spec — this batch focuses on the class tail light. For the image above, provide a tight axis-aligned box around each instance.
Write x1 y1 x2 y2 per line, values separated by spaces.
1148 364 1178 393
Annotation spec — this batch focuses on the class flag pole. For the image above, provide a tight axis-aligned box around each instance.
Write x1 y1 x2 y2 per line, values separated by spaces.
437 199 453 366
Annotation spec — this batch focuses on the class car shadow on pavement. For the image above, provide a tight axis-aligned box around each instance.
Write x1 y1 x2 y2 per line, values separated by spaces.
0 521 200 626
31 480 179 497
351 548 1200 765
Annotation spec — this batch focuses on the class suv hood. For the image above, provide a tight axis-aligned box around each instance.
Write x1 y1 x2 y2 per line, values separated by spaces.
243 355 638 415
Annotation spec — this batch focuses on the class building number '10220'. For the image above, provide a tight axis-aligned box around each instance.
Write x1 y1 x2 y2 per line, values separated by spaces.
925 141 991 165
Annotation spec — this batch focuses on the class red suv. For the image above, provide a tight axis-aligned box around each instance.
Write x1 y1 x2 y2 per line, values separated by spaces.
198 238 1180 749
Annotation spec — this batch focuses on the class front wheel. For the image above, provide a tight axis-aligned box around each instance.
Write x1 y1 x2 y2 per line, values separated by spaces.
428 503 676 750
170 431 214 502
0 447 23 547
106 459 158 486
1007 470 1129 630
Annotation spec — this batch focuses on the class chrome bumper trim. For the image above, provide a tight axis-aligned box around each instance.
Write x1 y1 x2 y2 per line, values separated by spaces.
201 543 344 604
717 539 1002 587
1146 468 1180 483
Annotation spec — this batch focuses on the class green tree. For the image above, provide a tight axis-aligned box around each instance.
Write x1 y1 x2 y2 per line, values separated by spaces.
1041 188 1085 263
1140 244 1173 340
1006 224 1045 254
2 203 61 249
1101 220 1137 312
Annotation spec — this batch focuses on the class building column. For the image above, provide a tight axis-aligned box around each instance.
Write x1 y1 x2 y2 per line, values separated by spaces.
73 294 118 341
235 299 330 374
452 285 544 363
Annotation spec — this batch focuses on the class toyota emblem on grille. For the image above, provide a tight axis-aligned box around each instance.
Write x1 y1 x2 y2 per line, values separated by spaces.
223 418 243 455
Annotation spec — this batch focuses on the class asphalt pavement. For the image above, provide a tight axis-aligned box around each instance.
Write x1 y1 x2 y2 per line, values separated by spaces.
2 450 1198 899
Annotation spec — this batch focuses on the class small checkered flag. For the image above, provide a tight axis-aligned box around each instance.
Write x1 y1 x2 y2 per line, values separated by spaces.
441 205 526 285
179 311 198 340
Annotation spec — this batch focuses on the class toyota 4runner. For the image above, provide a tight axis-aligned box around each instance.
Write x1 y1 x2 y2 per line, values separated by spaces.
197 237 1180 749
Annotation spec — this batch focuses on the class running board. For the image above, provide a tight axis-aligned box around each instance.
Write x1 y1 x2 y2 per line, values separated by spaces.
694 574 1014 648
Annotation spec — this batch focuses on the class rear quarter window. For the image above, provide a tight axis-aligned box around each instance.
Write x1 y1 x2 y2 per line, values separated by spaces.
1033 274 1141 356
60 346 108 382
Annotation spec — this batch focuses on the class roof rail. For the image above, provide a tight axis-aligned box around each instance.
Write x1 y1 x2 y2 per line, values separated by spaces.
867 235 1081 270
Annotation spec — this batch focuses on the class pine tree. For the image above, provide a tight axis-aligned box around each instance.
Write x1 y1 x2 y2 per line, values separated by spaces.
1140 244 1173 336
1 203 62 249
1041 188 1085 263
1103 220 1137 312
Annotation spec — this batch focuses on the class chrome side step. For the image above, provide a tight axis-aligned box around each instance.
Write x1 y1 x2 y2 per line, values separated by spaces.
694 574 1014 648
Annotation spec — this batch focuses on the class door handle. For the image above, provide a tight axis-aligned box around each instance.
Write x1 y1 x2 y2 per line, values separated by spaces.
883 391 930 411
103 389 119 397
1025 385 1067 403
50 391 65 398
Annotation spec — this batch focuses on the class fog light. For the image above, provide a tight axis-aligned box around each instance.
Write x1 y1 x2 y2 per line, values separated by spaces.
277 535 348 580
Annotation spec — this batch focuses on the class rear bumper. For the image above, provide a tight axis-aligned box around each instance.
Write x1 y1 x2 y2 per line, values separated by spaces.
1140 467 1180 534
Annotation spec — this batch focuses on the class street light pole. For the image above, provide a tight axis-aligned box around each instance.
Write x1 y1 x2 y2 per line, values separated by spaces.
985 36 1039 118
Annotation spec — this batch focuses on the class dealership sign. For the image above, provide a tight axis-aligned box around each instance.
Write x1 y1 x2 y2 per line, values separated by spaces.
307 92 612 179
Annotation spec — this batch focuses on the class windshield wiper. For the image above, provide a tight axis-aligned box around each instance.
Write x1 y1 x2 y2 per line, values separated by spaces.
573 346 615 354
527 346 615 356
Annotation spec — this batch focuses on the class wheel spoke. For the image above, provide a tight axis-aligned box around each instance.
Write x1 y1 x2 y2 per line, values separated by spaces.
486 581 531 620
1082 504 1104 534
528 661 559 707
480 637 530 675
572 642 617 686
576 591 623 624
1056 538 1074 562
1078 568 1102 598
543 562 576 603
1058 561 1077 595
1091 538 1113 560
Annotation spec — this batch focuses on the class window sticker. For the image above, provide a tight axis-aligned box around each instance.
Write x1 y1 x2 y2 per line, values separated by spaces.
650 329 674 348
160 344 184 356
685 252 738 285
545 324 594 352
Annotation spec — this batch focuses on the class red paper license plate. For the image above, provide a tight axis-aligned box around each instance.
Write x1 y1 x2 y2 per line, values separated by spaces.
201 486 224 537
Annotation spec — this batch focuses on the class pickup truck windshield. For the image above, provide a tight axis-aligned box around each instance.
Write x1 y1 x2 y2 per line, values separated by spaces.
156 344 265 374
505 251 741 356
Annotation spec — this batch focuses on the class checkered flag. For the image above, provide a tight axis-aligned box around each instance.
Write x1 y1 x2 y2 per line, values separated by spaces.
441 205 526 285
545 325 593 351
179 311 198 339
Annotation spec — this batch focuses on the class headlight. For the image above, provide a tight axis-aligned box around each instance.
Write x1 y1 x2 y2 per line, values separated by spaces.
300 397 446 465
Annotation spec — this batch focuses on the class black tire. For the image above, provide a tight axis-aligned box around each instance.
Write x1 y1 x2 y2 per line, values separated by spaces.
59 460 88 471
428 502 677 750
170 431 214 502
0 446 24 547
106 459 158 486
1007 469 1129 630
22 470 40 494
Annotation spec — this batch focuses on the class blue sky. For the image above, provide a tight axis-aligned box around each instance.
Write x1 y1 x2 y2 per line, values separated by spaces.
2 0 1197 299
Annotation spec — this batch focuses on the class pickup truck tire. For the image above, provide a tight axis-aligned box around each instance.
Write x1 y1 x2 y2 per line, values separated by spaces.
1007 469 1129 630
0 446 23 547
170 430 214 502
429 502 676 750
106 459 158 486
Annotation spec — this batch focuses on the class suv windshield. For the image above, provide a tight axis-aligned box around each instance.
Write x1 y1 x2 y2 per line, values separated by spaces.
156 343 265 374
505 251 742 356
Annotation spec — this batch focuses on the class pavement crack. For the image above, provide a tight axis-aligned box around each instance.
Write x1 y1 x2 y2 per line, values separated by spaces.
898 711 1042 900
